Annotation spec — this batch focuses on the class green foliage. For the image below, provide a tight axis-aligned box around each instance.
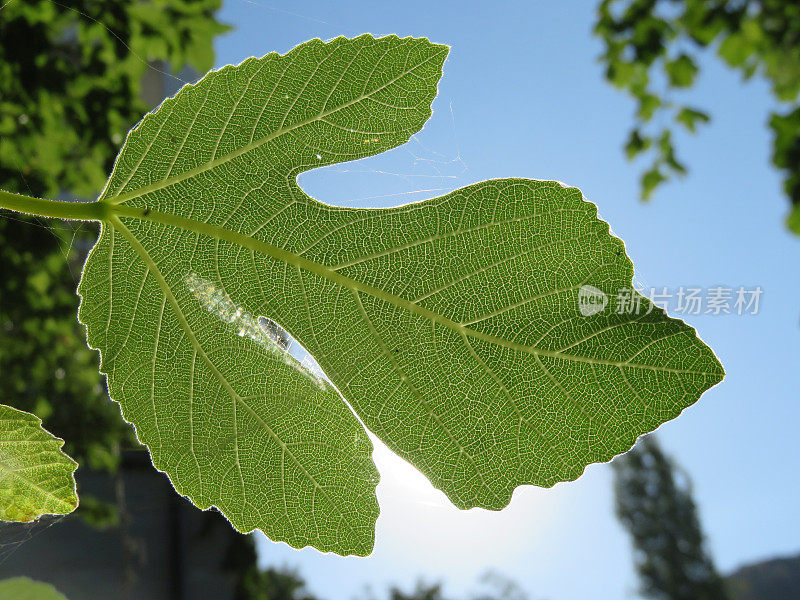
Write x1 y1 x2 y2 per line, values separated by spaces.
664 54 699 88
613 435 729 600
595 0 800 230
34 33 724 555
0 0 228 527
0 216 133 473
770 106 800 234
0 577 68 600
239 567 319 600
0 0 229 199
675 107 710 134
386 582 447 600
0 403 77 522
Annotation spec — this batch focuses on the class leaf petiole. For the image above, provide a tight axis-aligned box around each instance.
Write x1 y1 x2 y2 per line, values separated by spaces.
0 189 109 221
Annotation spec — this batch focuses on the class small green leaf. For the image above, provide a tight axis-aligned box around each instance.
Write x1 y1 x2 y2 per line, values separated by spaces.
664 54 699 88
0 577 68 600
675 107 711 133
641 166 667 200
0 404 78 522
624 129 652 159
718 33 754 68
636 93 661 121
75 34 724 555
607 60 646 89
657 130 687 175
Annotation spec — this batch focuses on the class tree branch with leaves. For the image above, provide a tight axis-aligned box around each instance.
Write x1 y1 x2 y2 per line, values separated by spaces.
595 0 800 234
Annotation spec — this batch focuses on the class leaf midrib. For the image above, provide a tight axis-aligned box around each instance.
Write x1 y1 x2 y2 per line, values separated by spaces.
111 204 718 377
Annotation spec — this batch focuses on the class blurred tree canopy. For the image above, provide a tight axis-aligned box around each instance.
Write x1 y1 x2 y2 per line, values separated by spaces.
0 217 130 474
0 0 229 199
225 531 318 600
613 435 729 600
595 0 800 235
385 582 448 600
0 0 227 500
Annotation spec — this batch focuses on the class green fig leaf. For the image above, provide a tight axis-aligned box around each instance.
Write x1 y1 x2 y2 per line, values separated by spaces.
74 34 723 555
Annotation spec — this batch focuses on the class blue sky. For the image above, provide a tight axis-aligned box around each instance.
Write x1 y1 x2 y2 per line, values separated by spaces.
212 1 800 598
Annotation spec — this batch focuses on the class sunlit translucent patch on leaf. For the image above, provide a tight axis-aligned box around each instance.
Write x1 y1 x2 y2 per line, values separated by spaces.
184 272 327 390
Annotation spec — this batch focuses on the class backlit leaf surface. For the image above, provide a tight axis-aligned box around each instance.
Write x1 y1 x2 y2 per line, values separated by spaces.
0 404 78 522
77 34 724 555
